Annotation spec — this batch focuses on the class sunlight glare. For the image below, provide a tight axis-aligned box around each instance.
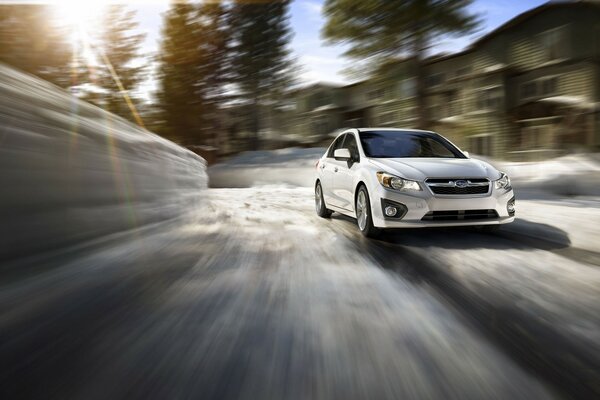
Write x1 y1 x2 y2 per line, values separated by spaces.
53 0 106 29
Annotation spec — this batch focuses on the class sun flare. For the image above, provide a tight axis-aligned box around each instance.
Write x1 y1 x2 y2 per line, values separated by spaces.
51 0 107 66
52 0 106 30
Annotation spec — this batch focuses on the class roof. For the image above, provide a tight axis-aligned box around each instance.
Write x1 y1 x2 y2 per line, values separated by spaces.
426 1 600 65
473 1 599 48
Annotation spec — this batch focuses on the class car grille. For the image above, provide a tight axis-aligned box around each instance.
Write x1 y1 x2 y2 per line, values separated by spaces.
421 209 499 221
425 178 490 195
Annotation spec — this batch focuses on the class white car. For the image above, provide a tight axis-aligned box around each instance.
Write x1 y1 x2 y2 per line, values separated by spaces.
315 128 515 237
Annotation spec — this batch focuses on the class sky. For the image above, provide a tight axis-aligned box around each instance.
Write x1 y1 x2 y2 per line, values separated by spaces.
7 0 548 100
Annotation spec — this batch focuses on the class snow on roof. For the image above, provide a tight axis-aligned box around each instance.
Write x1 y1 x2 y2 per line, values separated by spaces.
438 115 463 124
539 96 595 109
311 104 340 112
482 63 507 73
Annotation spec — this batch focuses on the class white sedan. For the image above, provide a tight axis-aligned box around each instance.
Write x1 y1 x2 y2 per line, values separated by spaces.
315 128 515 237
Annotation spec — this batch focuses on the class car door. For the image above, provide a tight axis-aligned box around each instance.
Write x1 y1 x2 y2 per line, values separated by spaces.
319 134 346 206
331 132 360 211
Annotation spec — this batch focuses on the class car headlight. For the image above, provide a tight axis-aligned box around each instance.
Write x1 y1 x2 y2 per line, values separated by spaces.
494 172 511 190
376 172 421 191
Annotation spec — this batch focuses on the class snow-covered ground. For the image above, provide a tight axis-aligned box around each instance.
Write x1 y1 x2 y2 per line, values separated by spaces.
209 148 600 249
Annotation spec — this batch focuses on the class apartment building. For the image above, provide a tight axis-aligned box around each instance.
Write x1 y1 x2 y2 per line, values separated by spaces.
282 1 600 160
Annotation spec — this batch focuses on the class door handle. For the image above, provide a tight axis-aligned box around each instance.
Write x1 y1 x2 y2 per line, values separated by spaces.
320 164 325 170
334 167 338 173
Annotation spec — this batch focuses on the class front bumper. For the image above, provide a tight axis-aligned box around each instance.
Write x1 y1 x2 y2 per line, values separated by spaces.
370 184 515 228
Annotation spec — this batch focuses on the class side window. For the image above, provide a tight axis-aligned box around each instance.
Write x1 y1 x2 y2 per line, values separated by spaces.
327 134 346 158
343 133 360 161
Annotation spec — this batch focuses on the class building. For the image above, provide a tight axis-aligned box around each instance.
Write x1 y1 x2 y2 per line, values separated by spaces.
224 1 600 159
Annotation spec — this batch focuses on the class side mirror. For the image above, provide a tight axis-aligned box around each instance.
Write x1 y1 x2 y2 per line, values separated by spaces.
334 148 351 160
463 151 470 158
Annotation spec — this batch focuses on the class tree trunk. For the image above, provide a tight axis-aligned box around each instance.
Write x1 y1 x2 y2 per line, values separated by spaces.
251 97 260 151
414 33 429 130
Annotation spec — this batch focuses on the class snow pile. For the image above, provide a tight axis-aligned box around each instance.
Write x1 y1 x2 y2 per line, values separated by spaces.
491 154 600 197
208 147 325 188
0 64 207 262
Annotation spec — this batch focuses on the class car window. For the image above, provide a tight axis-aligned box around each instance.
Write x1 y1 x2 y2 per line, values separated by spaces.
425 137 455 158
359 130 465 158
343 133 360 161
327 134 346 158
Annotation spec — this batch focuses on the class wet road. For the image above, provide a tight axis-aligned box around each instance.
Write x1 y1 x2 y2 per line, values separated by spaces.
4 187 600 399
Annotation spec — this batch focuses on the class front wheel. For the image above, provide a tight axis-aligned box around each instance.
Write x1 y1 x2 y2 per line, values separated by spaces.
315 182 332 218
355 186 380 238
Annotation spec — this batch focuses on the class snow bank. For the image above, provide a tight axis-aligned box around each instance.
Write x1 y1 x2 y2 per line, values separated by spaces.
0 64 207 262
208 147 324 188
488 154 600 197
209 147 600 197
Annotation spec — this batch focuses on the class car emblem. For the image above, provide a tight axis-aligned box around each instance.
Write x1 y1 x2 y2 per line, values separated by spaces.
455 180 468 188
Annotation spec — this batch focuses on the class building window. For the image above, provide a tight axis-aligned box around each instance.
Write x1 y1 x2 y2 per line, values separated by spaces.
521 125 552 149
539 26 566 61
520 76 559 100
520 82 537 100
367 88 385 101
541 76 558 96
429 104 439 120
398 78 416 98
469 135 492 156
476 86 502 110
428 73 445 87
312 115 330 137
311 92 331 109
456 67 471 78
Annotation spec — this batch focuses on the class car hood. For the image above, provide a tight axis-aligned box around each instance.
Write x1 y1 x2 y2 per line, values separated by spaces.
368 157 500 181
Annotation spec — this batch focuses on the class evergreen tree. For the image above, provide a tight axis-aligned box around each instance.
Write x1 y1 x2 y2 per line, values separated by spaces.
322 0 480 129
0 5 71 87
195 0 232 145
155 1 204 145
155 1 231 146
230 0 294 149
90 5 146 123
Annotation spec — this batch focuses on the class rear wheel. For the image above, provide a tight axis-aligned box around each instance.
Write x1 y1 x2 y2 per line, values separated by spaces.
355 186 380 238
315 182 332 218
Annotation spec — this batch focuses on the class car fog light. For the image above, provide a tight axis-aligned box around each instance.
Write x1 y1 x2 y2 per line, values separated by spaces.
507 198 515 214
385 206 398 217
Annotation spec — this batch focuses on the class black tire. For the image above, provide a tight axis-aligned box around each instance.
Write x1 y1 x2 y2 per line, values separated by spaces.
355 185 380 238
315 181 332 218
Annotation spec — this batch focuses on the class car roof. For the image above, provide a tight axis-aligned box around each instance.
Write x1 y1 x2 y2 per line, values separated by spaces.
334 128 437 140
357 127 435 133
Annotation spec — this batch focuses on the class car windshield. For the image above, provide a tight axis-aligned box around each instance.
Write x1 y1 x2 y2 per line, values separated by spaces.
359 130 466 158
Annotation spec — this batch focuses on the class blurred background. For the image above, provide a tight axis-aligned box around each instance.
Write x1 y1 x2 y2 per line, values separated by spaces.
1 1 600 399
2 0 598 159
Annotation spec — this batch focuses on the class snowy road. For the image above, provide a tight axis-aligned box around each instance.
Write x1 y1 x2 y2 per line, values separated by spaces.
3 187 600 399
